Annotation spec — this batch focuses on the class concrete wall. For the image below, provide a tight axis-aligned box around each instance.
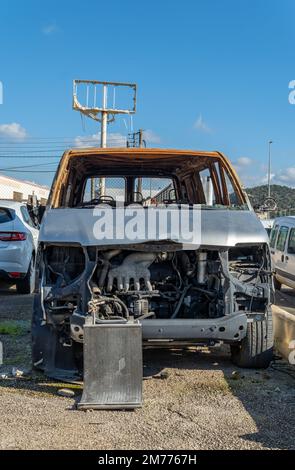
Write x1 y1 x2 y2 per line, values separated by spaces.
0 174 49 203
273 305 295 363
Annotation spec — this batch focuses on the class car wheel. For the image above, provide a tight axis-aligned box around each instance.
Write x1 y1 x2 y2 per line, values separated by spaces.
17 256 35 294
230 309 273 369
32 292 49 370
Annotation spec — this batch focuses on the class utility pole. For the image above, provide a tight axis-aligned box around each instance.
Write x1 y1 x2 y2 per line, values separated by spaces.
98 84 108 197
268 140 273 198
73 79 137 199
127 129 146 200
137 129 145 198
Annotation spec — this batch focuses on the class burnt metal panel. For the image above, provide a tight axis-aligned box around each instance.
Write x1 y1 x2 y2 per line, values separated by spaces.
141 313 248 342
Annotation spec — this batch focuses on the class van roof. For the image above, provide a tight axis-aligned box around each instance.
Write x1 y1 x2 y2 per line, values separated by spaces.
273 216 295 226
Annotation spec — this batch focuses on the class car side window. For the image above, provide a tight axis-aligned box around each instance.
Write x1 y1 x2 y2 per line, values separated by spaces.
0 208 14 223
276 226 289 252
288 228 295 254
20 206 35 228
269 224 279 248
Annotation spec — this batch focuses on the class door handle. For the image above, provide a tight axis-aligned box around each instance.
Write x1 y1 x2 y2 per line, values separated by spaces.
285 255 289 262
281 254 285 262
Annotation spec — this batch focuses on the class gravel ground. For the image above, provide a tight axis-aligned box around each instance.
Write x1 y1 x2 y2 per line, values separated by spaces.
0 286 294 450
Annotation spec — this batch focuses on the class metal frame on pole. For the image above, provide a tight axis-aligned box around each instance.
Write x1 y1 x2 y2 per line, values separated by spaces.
73 79 137 198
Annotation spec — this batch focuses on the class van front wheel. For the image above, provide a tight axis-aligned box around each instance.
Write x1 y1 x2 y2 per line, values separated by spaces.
230 311 273 369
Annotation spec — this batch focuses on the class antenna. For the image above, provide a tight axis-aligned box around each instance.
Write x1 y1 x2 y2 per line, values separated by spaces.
73 79 137 196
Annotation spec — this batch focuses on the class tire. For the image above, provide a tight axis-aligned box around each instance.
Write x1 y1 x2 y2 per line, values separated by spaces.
230 310 273 369
32 293 45 370
17 256 35 294
273 276 282 291
32 293 82 378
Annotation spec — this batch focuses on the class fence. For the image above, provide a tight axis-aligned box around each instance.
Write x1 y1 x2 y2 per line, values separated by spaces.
0 173 49 204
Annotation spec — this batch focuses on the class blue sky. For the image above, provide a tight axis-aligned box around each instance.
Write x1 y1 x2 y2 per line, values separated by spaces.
0 0 294 188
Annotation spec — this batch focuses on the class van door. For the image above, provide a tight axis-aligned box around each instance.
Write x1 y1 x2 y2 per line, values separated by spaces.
285 227 295 289
274 225 290 286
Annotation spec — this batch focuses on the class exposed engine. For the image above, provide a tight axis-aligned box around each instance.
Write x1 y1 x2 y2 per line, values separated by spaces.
40 243 272 344
93 249 218 323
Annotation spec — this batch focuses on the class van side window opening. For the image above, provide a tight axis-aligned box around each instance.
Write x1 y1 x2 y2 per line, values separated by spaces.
199 169 215 205
198 164 241 207
276 226 289 252
269 224 279 248
288 228 295 254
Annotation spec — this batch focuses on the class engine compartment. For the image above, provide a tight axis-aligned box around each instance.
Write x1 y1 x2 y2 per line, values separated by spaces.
39 243 272 344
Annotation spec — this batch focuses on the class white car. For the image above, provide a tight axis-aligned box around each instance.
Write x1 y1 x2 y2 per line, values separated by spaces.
0 200 39 294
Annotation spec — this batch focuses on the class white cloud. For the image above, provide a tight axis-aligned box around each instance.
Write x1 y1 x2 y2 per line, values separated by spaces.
0 122 27 140
74 132 127 148
142 129 161 144
42 22 58 35
260 172 275 185
235 157 252 167
274 167 295 186
233 163 295 189
193 114 211 133
232 157 255 185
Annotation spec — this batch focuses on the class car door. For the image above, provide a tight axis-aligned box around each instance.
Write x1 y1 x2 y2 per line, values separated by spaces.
285 226 295 289
19 206 39 249
274 224 290 285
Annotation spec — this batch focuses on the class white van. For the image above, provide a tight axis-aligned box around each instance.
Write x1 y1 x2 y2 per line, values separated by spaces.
270 216 295 290
260 218 274 236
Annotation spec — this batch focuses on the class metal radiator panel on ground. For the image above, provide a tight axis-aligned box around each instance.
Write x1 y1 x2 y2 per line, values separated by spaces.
78 322 142 410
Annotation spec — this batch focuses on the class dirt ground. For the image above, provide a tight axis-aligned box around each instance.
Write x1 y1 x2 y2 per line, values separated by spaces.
0 284 294 450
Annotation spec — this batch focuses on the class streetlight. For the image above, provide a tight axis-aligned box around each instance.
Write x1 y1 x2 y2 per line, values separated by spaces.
267 140 273 198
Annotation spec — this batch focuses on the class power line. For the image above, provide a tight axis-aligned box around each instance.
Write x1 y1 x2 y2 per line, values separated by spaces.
0 145 126 154
0 154 61 159
0 136 93 142
0 169 56 173
0 148 67 154
0 162 59 171
0 141 123 147
0 138 126 145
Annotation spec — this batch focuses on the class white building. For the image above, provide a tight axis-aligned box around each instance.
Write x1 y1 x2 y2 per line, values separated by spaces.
0 173 49 204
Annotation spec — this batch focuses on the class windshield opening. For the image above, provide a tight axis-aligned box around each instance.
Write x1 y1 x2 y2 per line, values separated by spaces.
51 153 248 210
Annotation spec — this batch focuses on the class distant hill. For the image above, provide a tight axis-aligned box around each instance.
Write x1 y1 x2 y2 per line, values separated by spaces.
245 184 295 210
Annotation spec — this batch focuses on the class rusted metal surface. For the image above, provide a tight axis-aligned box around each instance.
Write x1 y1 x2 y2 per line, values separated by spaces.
73 79 137 118
49 148 248 208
